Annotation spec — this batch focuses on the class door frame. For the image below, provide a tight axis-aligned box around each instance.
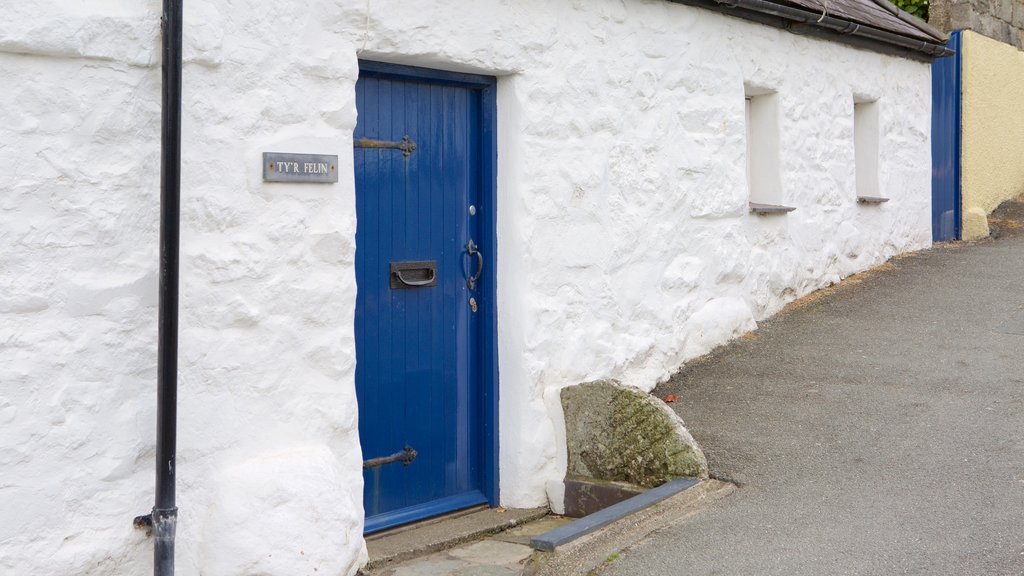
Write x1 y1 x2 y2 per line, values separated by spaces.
931 31 962 242
356 60 500 513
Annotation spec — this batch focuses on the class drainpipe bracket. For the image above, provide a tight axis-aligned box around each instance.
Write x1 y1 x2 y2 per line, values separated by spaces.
133 513 154 535
133 506 178 538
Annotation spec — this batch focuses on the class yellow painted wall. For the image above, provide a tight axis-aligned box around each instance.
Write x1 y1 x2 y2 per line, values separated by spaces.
961 31 1024 239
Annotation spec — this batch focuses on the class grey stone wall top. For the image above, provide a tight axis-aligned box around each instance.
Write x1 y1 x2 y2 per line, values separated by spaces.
931 0 1024 49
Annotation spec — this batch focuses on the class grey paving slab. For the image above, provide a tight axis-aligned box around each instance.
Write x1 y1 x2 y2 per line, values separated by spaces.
454 566 519 576
388 558 468 576
448 540 533 565
603 236 1024 576
491 516 571 546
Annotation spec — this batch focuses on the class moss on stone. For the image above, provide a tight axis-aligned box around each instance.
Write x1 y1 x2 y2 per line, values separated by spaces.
561 380 708 488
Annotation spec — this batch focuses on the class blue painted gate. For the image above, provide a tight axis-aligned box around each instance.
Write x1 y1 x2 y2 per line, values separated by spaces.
354 62 498 533
932 30 962 242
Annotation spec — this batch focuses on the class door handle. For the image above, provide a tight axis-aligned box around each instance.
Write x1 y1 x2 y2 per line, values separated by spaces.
395 268 435 287
390 261 438 289
467 240 483 290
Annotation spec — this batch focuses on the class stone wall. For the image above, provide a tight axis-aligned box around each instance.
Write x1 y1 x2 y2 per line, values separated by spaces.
0 1 933 574
931 0 1024 49
0 1 367 575
959 30 1024 238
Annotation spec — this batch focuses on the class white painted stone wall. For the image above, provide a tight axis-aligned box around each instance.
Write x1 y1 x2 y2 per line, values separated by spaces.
0 0 932 574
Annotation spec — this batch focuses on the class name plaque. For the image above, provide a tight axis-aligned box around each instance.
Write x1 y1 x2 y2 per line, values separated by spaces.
263 152 338 183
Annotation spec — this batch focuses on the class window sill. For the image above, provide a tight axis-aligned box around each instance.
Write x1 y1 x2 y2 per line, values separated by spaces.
749 202 796 215
857 196 890 204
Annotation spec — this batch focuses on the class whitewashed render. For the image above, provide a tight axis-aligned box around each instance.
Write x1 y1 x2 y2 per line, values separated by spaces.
0 0 933 574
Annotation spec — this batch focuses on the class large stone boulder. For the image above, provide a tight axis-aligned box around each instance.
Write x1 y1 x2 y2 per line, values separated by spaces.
561 380 708 488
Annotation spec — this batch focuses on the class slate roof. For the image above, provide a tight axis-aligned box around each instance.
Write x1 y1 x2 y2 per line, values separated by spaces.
781 0 943 42
671 0 949 57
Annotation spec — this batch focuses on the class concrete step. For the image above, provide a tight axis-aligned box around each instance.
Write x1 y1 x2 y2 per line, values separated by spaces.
363 506 549 572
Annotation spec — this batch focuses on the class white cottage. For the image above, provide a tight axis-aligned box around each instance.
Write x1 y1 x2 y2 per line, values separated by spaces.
0 0 947 574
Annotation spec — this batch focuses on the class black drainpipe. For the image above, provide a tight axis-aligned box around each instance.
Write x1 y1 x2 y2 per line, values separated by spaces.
134 0 183 574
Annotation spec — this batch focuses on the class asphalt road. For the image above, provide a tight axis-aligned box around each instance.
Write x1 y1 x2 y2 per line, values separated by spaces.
603 233 1024 576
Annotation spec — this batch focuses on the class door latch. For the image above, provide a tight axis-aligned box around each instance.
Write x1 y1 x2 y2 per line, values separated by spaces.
466 240 483 290
363 445 418 469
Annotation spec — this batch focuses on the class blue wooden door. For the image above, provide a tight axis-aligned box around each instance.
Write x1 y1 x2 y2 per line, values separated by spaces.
354 62 496 533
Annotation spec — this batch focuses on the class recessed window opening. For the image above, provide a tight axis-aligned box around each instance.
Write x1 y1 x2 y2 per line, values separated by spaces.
854 98 880 199
744 86 783 206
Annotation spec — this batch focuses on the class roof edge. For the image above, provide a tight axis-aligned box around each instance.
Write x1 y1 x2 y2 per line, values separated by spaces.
669 0 953 59
863 0 948 42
